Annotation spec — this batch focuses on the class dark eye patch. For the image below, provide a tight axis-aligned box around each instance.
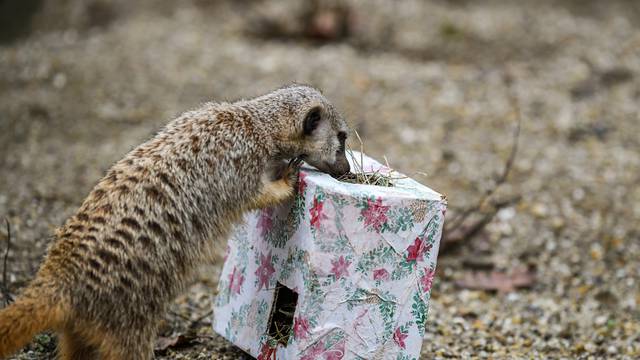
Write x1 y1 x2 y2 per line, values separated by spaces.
337 131 347 151
303 107 322 136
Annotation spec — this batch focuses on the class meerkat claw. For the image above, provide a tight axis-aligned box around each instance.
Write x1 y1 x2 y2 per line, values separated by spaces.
280 156 303 187
292 156 304 168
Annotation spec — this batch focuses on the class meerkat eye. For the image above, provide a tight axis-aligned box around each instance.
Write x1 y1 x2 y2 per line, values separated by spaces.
337 131 347 151
303 107 322 136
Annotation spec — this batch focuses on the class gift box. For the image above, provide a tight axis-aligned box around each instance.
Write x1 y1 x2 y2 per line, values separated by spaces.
213 152 446 360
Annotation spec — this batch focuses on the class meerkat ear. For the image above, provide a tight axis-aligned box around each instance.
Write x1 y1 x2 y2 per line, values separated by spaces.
303 106 323 136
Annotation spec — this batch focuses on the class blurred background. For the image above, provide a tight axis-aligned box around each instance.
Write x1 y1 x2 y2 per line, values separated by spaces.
0 0 639 358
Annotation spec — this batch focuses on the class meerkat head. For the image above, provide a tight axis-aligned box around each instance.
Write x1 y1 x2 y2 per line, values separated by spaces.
293 88 351 178
251 85 351 177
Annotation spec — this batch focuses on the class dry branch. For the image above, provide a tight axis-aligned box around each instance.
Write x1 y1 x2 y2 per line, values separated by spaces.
440 74 523 254
1 218 13 306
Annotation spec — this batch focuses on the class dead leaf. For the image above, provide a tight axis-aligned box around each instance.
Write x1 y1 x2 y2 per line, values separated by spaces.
461 254 495 271
306 4 352 41
154 333 197 353
455 266 535 293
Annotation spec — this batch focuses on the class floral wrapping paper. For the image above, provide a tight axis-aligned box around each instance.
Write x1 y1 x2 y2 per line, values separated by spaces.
213 152 446 360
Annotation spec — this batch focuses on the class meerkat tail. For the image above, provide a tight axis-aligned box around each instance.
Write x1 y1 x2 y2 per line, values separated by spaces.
0 286 66 359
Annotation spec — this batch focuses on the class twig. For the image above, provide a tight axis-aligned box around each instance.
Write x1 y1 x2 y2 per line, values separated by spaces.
169 308 214 328
168 309 193 322
1 218 13 305
441 73 523 252
190 310 213 326
441 195 521 253
354 129 364 175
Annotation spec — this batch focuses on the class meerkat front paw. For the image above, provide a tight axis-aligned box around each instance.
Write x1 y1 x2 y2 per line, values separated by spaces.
250 157 304 210
276 156 304 189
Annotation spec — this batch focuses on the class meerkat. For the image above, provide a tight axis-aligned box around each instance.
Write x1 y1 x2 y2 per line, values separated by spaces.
0 84 350 360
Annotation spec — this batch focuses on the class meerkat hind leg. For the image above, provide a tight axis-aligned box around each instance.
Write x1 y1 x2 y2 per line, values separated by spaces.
58 329 98 360
97 335 154 360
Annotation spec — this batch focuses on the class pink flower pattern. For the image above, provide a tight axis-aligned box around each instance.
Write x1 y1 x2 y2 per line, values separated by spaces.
228 266 244 295
331 256 351 279
393 327 408 349
324 340 345 360
257 208 274 237
420 268 436 293
298 171 308 194
257 342 276 360
255 251 275 291
310 196 326 229
373 268 389 281
293 316 310 340
360 197 390 232
300 341 325 360
405 237 432 262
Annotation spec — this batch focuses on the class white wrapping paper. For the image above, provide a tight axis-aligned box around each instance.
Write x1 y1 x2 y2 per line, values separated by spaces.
213 152 446 360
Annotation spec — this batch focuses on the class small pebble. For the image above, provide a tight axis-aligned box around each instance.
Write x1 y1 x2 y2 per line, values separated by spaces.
52 73 67 89
594 315 608 326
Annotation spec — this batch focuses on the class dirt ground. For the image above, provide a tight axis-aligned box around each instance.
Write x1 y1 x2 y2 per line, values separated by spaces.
1 0 639 359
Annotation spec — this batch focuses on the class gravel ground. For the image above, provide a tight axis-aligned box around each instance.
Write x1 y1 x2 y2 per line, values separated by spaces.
1 1 639 359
